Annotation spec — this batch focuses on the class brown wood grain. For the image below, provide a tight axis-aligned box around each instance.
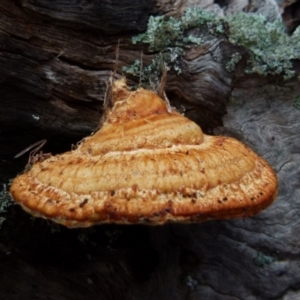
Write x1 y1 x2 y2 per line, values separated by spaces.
1 1 300 299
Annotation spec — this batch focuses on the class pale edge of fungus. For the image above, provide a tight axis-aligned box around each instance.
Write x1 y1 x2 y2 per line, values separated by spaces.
122 8 300 86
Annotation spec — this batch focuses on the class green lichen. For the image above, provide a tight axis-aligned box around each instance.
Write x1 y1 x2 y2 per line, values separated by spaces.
132 15 183 51
253 251 277 267
293 95 300 110
123 49 183 89
226 52 242 72
132 8 224 52
125 8 299 83
185 274 198 290
126 8 225 87
122 59 142 77
227 13 300 79
181 8 223 31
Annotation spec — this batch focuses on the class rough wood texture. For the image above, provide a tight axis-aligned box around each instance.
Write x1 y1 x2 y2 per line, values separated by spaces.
1 0 233 183
1 0 300 299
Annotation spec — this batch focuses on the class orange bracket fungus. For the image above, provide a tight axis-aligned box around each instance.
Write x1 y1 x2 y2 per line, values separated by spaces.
10 78 278 228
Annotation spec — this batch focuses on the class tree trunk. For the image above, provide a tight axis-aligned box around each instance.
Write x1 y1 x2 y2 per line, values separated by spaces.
1 1 300 299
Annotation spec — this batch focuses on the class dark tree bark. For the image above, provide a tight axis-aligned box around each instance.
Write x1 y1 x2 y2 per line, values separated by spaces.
1 1 300 299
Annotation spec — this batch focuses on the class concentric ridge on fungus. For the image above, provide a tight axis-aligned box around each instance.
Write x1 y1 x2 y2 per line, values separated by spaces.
10 78 278 228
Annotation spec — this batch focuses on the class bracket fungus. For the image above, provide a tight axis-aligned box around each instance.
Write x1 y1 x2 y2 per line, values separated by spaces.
10 78 278 228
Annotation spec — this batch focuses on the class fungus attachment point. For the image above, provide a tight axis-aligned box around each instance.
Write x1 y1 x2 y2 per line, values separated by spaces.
10 79 278 228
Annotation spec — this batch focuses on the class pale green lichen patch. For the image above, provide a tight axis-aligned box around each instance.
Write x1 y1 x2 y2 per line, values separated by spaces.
226 52 242 72
123 48 183 89
185 274 199 290
126 8 225 87
293 95 300 110
253 251 277 267
132 8 224 52
132 15 183 51
227 13 300 79
126 8 300 83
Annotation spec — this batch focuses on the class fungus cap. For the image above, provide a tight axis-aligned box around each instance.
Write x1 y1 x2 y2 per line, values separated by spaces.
10 78 278 227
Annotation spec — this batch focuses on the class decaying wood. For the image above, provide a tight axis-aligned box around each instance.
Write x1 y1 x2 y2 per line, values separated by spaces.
1 0 300 299
1 0 232 182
